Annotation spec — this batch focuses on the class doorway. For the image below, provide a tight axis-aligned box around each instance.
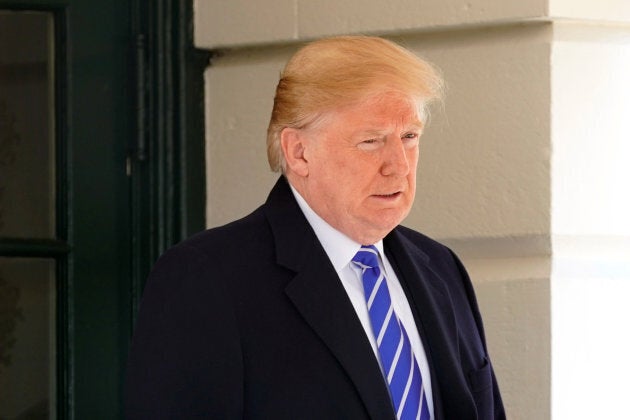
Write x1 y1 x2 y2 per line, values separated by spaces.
0 1 207 418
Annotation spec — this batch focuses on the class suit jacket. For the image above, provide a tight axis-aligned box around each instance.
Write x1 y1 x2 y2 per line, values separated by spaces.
125 176 505 419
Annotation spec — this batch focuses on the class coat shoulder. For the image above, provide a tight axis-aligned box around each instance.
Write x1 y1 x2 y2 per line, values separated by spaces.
169 204 271 258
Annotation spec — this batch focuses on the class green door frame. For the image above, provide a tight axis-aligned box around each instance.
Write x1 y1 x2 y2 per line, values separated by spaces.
129 0 210 319
0 1 208 418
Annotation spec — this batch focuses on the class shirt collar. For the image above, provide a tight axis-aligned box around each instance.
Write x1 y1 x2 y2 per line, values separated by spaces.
289 184 384 271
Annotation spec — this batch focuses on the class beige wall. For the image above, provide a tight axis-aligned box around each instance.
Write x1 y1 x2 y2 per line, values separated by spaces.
195 1 630 418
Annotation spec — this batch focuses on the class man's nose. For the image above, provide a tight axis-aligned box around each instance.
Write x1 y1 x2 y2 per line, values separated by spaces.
381 138 410 176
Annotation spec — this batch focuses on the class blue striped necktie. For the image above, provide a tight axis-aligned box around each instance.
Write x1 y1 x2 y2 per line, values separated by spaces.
352 245 430 420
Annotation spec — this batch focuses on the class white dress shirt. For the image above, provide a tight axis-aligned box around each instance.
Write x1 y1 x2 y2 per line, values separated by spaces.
290 186 434 418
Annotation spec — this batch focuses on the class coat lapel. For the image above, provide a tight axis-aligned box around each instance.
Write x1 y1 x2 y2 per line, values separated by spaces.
384 229 477 420
264 177 396 420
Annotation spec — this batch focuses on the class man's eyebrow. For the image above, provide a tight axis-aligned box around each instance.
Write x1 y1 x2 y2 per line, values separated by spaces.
407 122 424 131
357 129 387 136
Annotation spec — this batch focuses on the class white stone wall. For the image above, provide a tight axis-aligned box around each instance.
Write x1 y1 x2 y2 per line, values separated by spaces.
195 1 630 418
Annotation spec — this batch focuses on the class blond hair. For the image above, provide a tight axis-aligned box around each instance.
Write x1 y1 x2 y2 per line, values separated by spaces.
266 35 444 172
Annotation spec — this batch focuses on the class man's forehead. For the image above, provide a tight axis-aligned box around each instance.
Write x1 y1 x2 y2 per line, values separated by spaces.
341 103 424 132
354 119 424 135
334 94 421 117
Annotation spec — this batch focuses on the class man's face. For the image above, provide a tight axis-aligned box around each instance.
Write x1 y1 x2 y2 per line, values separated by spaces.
298 92 423 245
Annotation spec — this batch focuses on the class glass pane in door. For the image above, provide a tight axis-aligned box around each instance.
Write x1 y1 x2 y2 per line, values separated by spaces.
0 11 55 239
0 257 56 419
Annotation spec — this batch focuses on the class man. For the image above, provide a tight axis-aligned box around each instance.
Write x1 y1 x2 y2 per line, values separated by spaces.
125 36 505 419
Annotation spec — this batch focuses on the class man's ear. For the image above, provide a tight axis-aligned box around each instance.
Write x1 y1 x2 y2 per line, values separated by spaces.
280 127 309 177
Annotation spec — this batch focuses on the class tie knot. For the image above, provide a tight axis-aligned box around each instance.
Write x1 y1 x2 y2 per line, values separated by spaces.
352 245 380 269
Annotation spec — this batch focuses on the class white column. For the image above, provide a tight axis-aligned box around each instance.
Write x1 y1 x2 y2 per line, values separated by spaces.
550 21 630 419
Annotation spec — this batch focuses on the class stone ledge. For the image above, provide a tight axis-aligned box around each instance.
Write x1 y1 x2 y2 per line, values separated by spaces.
195 0 630 51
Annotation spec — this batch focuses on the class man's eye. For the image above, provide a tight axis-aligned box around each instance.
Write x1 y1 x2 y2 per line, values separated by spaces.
357 138 381 150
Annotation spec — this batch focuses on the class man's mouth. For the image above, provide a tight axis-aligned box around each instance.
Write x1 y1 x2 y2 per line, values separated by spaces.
373 191 402 198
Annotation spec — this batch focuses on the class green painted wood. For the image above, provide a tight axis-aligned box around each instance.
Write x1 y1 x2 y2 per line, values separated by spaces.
0 238 71 257
129 0 210 318
62 2 133 418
